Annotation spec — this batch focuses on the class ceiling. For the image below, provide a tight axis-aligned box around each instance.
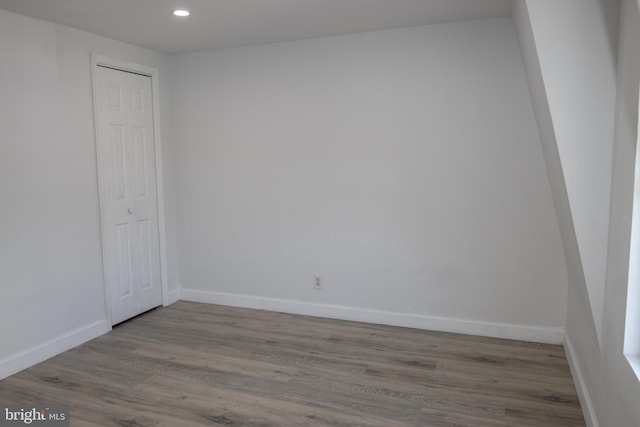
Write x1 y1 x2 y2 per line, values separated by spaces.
0 0 512 54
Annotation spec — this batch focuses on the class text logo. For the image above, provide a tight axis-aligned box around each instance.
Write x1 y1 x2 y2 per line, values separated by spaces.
0 405 69 426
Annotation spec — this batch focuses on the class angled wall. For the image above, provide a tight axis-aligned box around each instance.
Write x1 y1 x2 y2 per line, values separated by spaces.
513 0 640 425
516 0 617 344
599 0 640 424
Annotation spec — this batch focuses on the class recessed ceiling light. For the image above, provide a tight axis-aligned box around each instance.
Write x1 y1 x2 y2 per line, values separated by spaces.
173 9 190 17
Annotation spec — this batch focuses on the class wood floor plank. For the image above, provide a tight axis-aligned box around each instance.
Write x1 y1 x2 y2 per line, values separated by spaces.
0 301 585 426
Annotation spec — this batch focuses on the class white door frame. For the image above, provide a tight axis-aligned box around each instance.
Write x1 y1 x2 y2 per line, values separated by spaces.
91 54 170 324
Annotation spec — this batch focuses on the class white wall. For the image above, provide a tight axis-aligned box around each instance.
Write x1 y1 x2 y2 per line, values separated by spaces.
512 2 606 423
0 9 177 378
592 0 640 424
513 0 640 425
518 0 618 343
171 17 569 342
601 1 640 424
599 0 621 64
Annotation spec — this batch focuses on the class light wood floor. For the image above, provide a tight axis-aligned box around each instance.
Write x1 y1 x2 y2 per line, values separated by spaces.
0 301 584 426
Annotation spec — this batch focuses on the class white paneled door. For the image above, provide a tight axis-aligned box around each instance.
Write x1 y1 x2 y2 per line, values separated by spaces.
95 65 162 325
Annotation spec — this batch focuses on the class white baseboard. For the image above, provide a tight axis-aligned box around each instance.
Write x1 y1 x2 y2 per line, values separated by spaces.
0 319 111 380
165 287 181 306
564 335 599 427
180 288 565 344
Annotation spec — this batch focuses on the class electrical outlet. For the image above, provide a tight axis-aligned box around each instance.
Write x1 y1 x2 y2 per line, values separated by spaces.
313 275 322 290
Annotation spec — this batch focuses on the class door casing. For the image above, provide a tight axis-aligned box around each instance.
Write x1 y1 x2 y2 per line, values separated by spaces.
91 54 169 325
